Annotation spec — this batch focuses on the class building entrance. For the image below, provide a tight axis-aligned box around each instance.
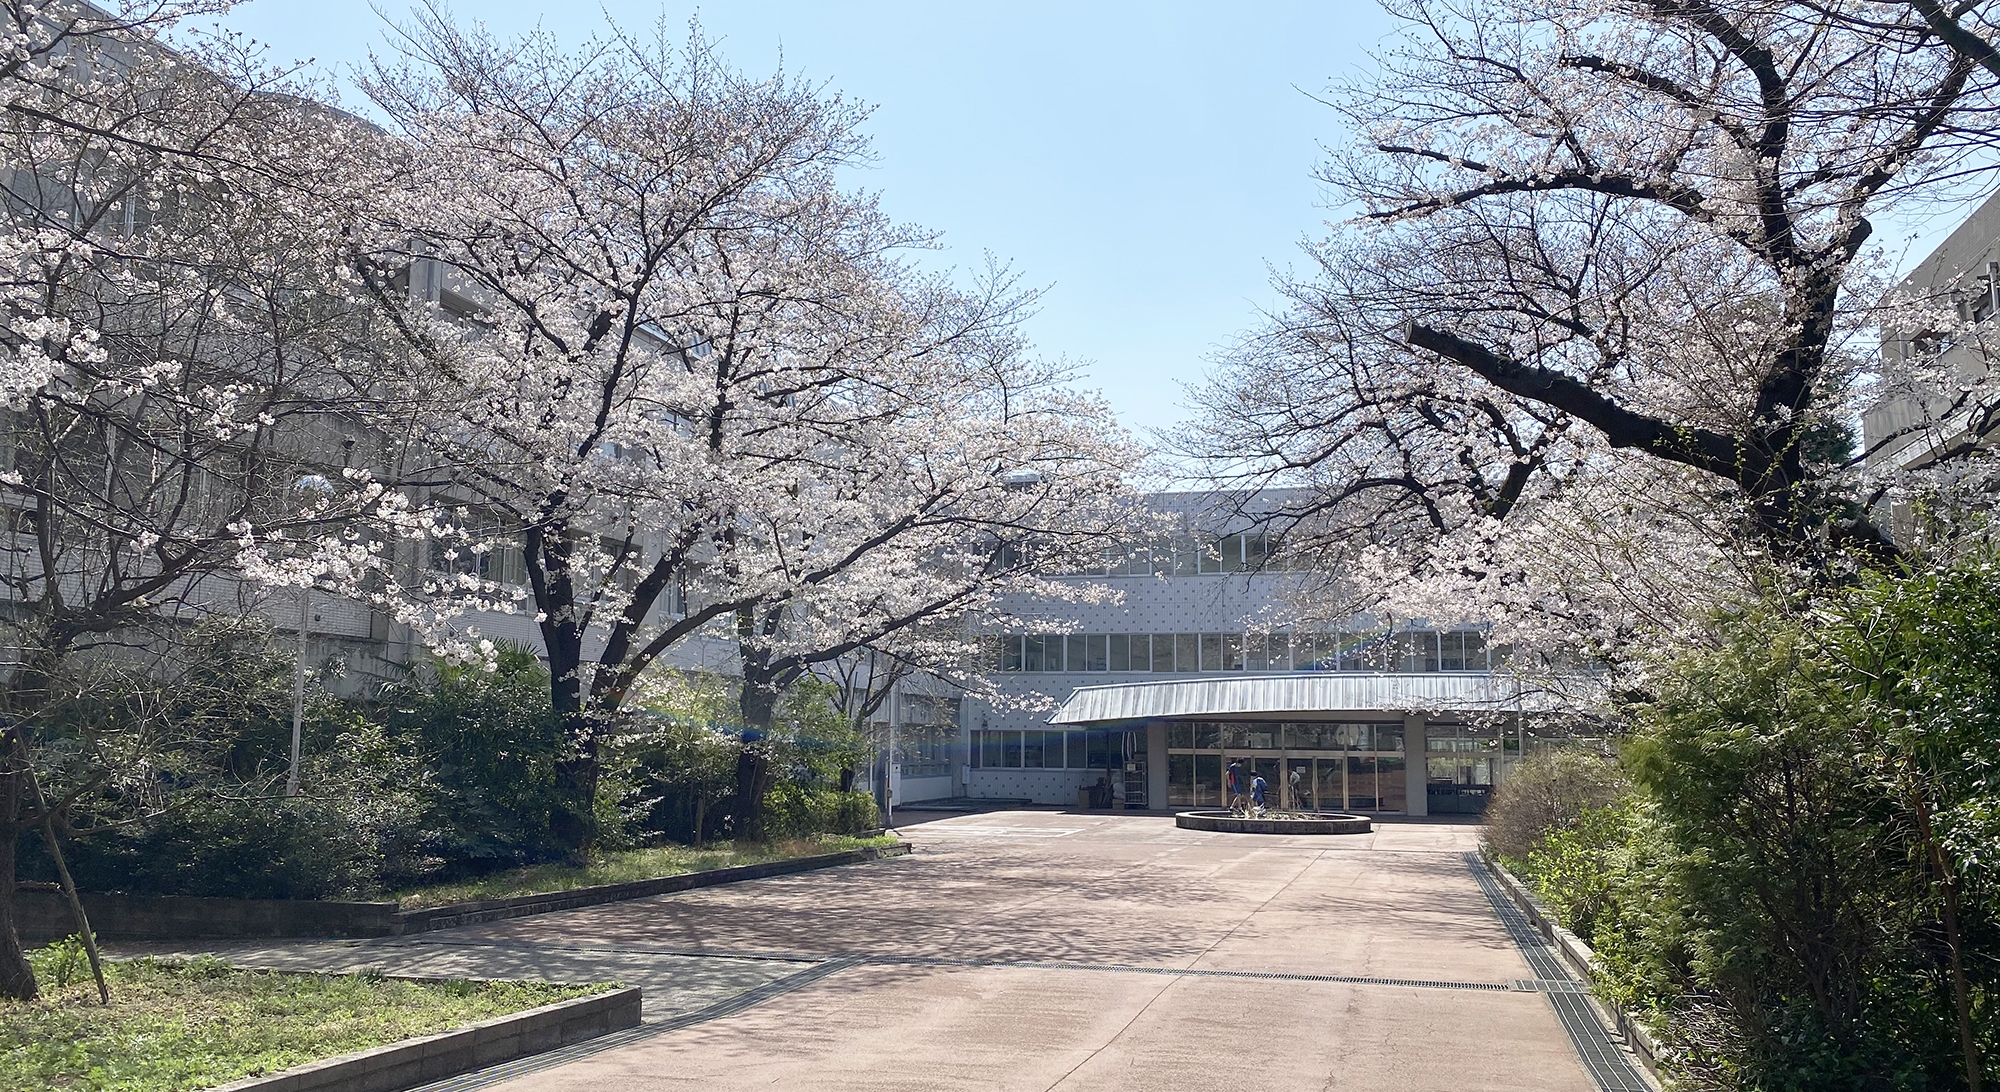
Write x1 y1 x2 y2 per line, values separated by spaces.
1164 721 1411 813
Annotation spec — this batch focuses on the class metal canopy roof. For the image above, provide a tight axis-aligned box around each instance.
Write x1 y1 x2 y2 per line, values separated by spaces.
1046 673 1551 725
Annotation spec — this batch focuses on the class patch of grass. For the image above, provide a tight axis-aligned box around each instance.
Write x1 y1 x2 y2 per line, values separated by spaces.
392 833 900 910
2 949 604 1092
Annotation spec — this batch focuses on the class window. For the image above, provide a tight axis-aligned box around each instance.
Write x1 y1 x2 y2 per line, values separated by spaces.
1067 731 1087 768
1110 543 1153 576
1398 631 1441 672
429 508 527 585
997 635 1024 672
1221 633 1244 671
1084 634 1108 671
1222 534 1248 573
1155 634 1179 672
1198 537 1227 574
1243 532 1268 571
1066 635 1087 673
1023 635 1048 673
1108 633 1131 671
1338 633 1373 671
1175 633 1198 673
1440 631 1489 672
1023 731 1046 767
1199 633 1222 671
1001 732 1023 766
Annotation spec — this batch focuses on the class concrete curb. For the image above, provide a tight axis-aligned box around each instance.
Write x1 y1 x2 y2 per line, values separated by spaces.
394 842 912 933
1174 810 1372 835
1480 854 1665 1082
206 986 641 1092
23 842 912 942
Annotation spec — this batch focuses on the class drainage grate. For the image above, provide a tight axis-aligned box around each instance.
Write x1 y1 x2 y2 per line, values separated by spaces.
1466 854 1654 1092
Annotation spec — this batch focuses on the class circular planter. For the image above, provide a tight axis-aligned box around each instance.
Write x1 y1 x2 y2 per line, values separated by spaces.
1175 810 1373 835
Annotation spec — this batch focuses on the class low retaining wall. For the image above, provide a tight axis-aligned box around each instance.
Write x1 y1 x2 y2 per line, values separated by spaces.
1175 811 1372 835
16 885 400 943
208 986 641 1092
395 842 911 933
20 842 912 943
1481 855 1664 1082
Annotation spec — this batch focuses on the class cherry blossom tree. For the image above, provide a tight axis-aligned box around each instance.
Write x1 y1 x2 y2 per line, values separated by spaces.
0 2 405 1000
324 14 1144 849
1189 0 2000 667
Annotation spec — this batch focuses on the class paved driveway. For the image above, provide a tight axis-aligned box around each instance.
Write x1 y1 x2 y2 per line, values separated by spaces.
150 810 1643 1091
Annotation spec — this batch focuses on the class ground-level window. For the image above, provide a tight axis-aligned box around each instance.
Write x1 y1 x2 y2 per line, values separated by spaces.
968 729 1126 771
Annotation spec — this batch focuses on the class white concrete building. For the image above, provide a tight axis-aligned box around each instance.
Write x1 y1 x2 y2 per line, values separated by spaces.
936 491 1521 816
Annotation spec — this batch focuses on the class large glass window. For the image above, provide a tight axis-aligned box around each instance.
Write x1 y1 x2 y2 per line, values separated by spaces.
1067 731 1088 768
1222 534 1248 573
1199 633 1221 671
1198 536 1228 574
1348 755 1377 810
1084 634 1108 672
1168 753 1194 806
1086 729 1119 770
981 731 1003 768
1022 732 1045 768
1001 731 1023 767
1221 633 1244 671
1400 630 1441 672
1243 531 1268 571
1176 633 1199 673
1066 635 1087 673
1378 757 1407 812
1153 634 1177 672
1108 633 1130 671
1195 753 1222 804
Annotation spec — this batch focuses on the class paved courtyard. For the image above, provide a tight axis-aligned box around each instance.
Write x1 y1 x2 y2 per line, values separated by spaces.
151 810 1649 1091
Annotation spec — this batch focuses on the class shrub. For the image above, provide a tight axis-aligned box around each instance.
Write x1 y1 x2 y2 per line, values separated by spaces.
382 647 569 870
764 785 878 839
1485 746 1628 863
47 718 434 899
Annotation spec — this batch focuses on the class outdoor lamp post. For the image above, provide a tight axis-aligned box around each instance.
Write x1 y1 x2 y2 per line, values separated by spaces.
284 473 335 797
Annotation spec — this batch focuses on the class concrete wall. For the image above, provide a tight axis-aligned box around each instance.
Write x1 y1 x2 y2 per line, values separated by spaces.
965 766 1103 805
16 885 398 943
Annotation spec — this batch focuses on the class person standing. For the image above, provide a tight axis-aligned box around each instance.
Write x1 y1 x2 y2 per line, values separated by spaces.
1227 760 1246 813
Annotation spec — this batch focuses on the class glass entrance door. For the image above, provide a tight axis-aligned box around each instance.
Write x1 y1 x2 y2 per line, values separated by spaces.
1286 757 1314 811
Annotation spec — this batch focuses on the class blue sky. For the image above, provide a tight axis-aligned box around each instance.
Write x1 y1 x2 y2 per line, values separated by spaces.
208 1 1405 441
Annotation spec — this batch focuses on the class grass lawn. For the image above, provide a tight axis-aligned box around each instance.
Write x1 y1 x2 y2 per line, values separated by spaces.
2 949 605 1092
392 832 901 909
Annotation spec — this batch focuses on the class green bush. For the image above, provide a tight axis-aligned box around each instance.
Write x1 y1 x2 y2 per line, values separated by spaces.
764 785 878 839
48 718 434 899
382 647 569 870
1485 747 1628 863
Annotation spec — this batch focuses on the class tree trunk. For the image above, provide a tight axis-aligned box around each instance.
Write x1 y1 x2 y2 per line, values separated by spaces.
733 677 780 843
1914 787 1983 1092
548 717 599 862
0 735 36 1001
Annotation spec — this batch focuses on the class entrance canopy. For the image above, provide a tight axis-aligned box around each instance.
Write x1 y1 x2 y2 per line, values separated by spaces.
1047 673 1550 726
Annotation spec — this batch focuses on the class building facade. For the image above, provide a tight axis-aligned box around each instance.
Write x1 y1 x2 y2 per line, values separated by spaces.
927 491 1519 815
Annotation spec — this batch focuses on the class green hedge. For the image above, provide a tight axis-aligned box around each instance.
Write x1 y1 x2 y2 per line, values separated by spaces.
764 785 878 839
